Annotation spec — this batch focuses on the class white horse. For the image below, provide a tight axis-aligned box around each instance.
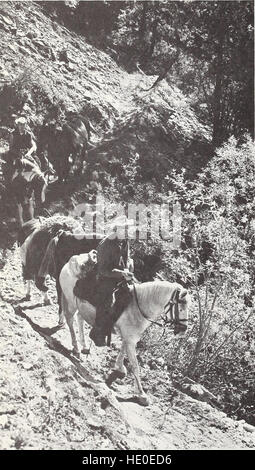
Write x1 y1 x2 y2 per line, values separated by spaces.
59 253 190 406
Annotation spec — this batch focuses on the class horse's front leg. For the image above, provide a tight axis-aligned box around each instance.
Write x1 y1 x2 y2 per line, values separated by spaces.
55 157 65 183
105 342 127 387
42 290 52 306
125 340 150 406
25 280 32 300
65 310 80 358
81 146 87 174
35 275 52 306
27 198 34 220
73 150 83 176
114 342 127 377
40 182 47 204
56 277 65 327
58 308 65 328
17 203 24 226
77 312 89 355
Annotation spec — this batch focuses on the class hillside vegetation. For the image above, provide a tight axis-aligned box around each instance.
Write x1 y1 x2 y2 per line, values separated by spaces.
0 1 254 450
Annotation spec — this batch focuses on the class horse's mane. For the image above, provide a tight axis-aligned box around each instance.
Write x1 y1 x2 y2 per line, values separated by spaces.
134 280 188 308
134 281 170 303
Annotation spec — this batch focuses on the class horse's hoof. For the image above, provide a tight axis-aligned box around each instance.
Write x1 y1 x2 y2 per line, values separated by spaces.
24 294 31 301
105 369 126 387
81 348 90 355
43 298 52 306
72 350 81 360
113 370 126 380
136 395 150 407
58 321 65 329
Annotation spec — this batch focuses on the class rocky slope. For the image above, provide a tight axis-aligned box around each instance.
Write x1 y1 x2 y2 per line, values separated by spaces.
0 0 211 178
0 1 254 451
0 242 255 450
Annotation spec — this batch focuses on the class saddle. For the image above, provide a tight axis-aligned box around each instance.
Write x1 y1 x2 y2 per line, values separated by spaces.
111 281 133 323
73 266 98 306
73 273 133 322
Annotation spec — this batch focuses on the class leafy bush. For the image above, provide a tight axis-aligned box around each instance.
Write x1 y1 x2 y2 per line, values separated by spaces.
151 135 255 423
106 134 254 424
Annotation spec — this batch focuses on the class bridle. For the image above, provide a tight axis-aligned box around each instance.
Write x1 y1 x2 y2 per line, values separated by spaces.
133 284 188 335
163 287 188 334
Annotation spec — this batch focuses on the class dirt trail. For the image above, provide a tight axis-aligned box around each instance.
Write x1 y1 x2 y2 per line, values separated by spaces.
0 242 254 450
0 0 254 451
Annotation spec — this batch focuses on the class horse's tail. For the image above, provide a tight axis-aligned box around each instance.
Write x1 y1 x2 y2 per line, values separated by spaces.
17 218 41 246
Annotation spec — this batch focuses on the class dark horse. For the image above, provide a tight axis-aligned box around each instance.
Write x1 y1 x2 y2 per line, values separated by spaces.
39 116 93 182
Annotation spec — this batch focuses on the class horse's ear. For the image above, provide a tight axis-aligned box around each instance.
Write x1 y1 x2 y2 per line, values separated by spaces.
180 289 188 299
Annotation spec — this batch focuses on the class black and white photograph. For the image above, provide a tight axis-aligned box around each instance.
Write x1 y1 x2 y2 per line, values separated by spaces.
0 0 254 456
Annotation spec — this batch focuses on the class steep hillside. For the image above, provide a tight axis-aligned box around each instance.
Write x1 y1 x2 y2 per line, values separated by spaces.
0 1 254 451
0 243 254 450
0 0 211 183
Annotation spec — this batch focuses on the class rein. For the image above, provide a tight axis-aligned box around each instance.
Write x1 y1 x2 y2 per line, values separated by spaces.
133 284 163 327
133 283 188 332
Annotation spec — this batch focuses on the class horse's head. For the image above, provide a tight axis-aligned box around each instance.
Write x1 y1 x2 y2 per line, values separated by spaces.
40 122 60 148
69 251 97 279
165 284 190 337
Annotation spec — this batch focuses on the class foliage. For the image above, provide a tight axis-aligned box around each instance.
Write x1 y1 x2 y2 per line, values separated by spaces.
101 133 255 426
41 0 123 46
111 1 254 144
0 60 59 129
0 0 254 426
151 135 254 424
104 134 254 424
41 1 254 144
